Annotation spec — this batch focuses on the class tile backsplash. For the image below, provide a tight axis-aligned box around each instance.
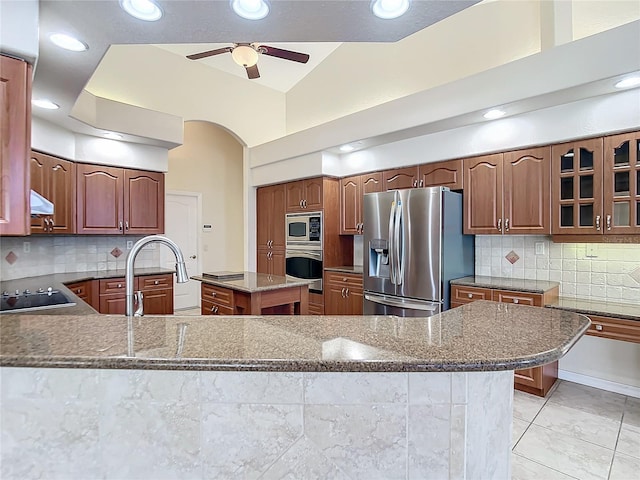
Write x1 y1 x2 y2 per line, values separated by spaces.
475 235 640 304
0 236 161 281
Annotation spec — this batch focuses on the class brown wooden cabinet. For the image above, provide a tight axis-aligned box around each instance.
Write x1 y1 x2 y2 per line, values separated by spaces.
383 166 419 190
98 274 173 315
256 184 286 276
586 314 640 343
0 55 31 236
450 283 559 397
325 271 363 315
419 159 463 190
30 151 75 234
65 279 98 310
76 164 164 235
286 177 323 212
340 172 382 234
464 147 551 235
201 283 235 315
257 248 285 277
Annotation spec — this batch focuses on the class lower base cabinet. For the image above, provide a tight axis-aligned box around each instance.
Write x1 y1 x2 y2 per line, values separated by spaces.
64 280 99 311
309 292 325 315
92 274 174 315
450 283 560 397
325 271 363 315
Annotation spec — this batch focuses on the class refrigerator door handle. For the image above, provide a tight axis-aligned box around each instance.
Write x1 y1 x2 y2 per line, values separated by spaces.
388 200 397 284
364 293 439 311
395 199 403 285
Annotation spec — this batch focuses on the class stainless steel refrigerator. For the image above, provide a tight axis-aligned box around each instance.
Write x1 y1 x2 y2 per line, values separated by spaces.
363 186 474 317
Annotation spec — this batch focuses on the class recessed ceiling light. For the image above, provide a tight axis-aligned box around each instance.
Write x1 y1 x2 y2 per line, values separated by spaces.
340 144 356 153
231 0 270 20
371 0 410 19
615 76 640 89
32 99 60 110
119 0 163 21
49 33 88 52
483 109 506 120
103 132 123 140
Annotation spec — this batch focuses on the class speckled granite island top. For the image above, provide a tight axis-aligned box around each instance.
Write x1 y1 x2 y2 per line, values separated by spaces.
0 301 589 372
450 275 560 293
191 272 313 293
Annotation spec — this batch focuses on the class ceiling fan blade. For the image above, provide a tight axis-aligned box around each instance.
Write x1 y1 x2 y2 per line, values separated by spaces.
246 64 260 79
186 46 232 61
260 45 310 64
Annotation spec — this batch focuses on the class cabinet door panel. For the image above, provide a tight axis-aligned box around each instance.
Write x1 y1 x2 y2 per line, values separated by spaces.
30 153 48 233
361 172 382 194
603 132 640 234
48 158 75 233
124 170 164 234
503 147 551 234
463 154 503 234
304 178 323 210
383 166 419 191
256 187 271 248
271 185 286 249
257 248 270 274
77 164 123 234
340 175 360 234
0 56 31 236
285 180 305 211
419 160 463 190
142 289 173 314
271 250 286 277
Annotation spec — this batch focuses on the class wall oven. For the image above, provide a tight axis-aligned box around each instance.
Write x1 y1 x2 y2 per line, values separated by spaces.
285 212 322 247
285 248 323 293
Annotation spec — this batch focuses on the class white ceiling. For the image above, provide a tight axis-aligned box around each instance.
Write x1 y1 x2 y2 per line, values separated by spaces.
31 0 481 141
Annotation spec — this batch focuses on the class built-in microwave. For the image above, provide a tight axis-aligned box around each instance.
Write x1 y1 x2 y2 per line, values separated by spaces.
285 211 322 247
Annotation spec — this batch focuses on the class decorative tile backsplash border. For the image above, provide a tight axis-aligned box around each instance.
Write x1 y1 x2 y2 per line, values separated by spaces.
0 236 161 281
475 235 640 304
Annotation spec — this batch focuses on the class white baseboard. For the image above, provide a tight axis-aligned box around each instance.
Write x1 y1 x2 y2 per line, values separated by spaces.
558 370 640 398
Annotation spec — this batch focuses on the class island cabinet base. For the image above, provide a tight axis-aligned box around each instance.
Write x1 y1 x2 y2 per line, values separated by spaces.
1 367 514 479
200 282 309 316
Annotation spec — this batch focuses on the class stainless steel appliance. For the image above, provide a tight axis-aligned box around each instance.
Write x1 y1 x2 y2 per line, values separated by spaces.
363 186 474 317
285 248 323 293
1 286 75 313
285 211 322 247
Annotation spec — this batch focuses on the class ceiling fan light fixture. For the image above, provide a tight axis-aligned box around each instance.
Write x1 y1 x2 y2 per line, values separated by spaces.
231 45 259 67
231 0 270 20
119 0 163 21
49 33 88 52
371 0 410 19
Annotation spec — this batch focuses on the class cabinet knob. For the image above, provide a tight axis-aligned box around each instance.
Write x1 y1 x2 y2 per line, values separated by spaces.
154 280 159 285
467 293 473 298
211 292 216 297
343 278 347 282
513 298 519 304
76 289 81 294
117 283 122 288
595 324 603 331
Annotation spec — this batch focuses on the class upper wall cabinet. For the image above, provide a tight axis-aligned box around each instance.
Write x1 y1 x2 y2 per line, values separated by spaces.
286 177 323 212
30 151 75 234
76 164 164 235
0 55 31 236
382 160 463 191
464 147 551 235
340 172 382 234
383 166 419 190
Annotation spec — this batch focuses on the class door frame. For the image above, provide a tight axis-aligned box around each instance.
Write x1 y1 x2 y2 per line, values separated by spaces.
164 190 203 309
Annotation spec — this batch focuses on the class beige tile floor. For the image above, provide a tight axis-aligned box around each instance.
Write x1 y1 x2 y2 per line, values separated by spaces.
512 381 640 480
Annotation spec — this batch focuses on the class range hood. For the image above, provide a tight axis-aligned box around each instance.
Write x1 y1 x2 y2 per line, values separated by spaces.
30 190 54 216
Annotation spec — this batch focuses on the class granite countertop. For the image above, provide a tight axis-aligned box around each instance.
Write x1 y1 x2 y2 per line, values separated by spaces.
0 301 589 373
191 272 314 294
325 266 363 275
546 297 640 321
450 276 560 293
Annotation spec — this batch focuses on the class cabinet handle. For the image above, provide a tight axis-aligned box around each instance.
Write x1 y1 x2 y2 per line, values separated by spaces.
125 221 129 231
595 324 603 331
49 218 55 230
419 180 424 188
119 221 123 231
299 200 303 208
504 218 510 232
341 287 346 298
345 288 349 297
211 306 219 314
497 219 502 232
468 293 473 298
413 180 418 188
43 218 49 231
606 214 611 231
513 298 519 304
303 199 307 208
595 215 601 231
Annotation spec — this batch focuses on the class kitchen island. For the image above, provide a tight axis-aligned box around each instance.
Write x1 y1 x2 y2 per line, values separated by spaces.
0 302 589 479
192 271 311 315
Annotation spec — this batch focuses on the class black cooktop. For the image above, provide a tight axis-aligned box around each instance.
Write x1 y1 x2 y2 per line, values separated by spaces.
0 290 76 313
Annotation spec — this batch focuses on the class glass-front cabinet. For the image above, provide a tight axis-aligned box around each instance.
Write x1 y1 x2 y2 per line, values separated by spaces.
603 131 640 235
551 138 603 235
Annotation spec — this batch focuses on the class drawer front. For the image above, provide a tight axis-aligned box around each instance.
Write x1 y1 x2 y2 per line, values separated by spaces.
201 283 234 308
66 281 89 299
326 272 363 291
309 302 324 315
492 290 541 306
99 278 127 295
587 315 640 343
139 274 173 291
450 285 492 304
201 299 234 316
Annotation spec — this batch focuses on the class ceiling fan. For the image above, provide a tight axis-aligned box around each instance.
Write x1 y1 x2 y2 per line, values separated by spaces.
186 43 310 79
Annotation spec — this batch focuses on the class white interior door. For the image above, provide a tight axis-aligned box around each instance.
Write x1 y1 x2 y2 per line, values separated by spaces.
164 192 201 310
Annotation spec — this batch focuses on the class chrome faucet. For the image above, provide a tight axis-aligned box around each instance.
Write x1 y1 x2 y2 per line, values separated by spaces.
125 235 189 316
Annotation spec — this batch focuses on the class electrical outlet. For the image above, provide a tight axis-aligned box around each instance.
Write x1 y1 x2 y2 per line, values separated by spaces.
535 242 545 255
126 240 133 250
23 241 30 253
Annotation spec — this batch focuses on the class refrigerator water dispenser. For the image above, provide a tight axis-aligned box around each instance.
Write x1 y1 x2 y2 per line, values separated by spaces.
368 238 390 278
